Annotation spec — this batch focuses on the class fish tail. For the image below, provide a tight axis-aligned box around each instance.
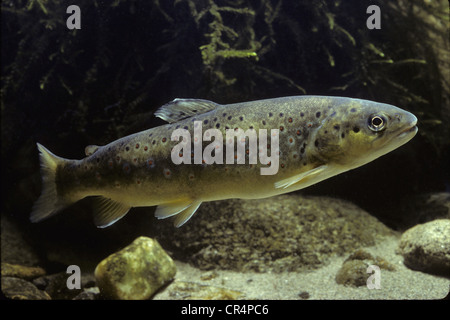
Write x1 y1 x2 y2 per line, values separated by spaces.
30 143 72 223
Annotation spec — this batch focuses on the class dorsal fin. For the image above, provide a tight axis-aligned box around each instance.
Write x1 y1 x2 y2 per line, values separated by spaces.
85 145 100 156
155 98 222 123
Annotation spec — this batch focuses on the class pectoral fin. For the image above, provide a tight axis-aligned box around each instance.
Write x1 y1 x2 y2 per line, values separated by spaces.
275 165 328 189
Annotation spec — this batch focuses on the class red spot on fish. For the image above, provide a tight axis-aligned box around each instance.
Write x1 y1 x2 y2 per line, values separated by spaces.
135 143 140 149
288 117 293 123
144 146 148 151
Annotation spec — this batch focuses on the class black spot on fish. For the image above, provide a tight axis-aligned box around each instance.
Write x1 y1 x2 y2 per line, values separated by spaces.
123 163 131 174
300 112 305 117
279 112 284 117
228 116 232 120
223 113 227 117
262 120 266 125
350 108 357 113
269 112 273 117
300 147 305 154
184 126 188 130
213 117 217 122
152 140 156 145
239 116 244 121
125 146 130 151
175 125 180 129
341 133 345 138
216 123 220 128
334 125 340 130
203 119 209 125
353 127 360 133
315 140 319 147
316 111 321 118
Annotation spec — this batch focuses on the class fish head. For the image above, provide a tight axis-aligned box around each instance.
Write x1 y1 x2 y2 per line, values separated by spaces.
314 99 418 169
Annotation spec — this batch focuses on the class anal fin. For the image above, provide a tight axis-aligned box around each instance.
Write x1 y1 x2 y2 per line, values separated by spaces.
93 196 131 228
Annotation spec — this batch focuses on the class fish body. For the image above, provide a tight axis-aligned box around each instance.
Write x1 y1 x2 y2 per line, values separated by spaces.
31 96 418 227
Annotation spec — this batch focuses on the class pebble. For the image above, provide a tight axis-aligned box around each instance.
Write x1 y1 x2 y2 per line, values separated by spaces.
1 277 50 300
94 236 176 300
335 249 395 287
165 281 243 300
398 219 450 276
1 262 46 280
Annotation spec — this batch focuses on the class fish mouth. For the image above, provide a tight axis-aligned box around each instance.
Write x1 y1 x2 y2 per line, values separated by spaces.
396 115 418 140
397 125 418 140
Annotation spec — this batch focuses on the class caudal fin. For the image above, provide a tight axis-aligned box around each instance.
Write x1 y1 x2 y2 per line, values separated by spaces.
30 143 71 223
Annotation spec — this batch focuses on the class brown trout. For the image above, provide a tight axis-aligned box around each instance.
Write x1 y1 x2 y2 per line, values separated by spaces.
30 96 418 227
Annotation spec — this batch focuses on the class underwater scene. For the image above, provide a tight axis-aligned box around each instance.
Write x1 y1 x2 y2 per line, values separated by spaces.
1 0 449 304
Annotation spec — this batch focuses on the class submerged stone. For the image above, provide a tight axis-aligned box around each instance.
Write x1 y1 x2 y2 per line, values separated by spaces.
1 277 51 300
335 249 395 287
95 236 176 300
154 195 395 272
398 219 450 276
1 262 46 280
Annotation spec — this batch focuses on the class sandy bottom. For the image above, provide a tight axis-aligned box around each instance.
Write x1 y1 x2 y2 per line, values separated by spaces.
154 236 449 300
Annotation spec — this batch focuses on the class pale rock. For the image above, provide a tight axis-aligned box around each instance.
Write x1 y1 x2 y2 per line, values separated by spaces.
95 236 176 299
398 219 450 276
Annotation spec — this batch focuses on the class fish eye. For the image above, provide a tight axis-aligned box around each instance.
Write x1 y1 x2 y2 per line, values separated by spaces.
368 114 386 132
